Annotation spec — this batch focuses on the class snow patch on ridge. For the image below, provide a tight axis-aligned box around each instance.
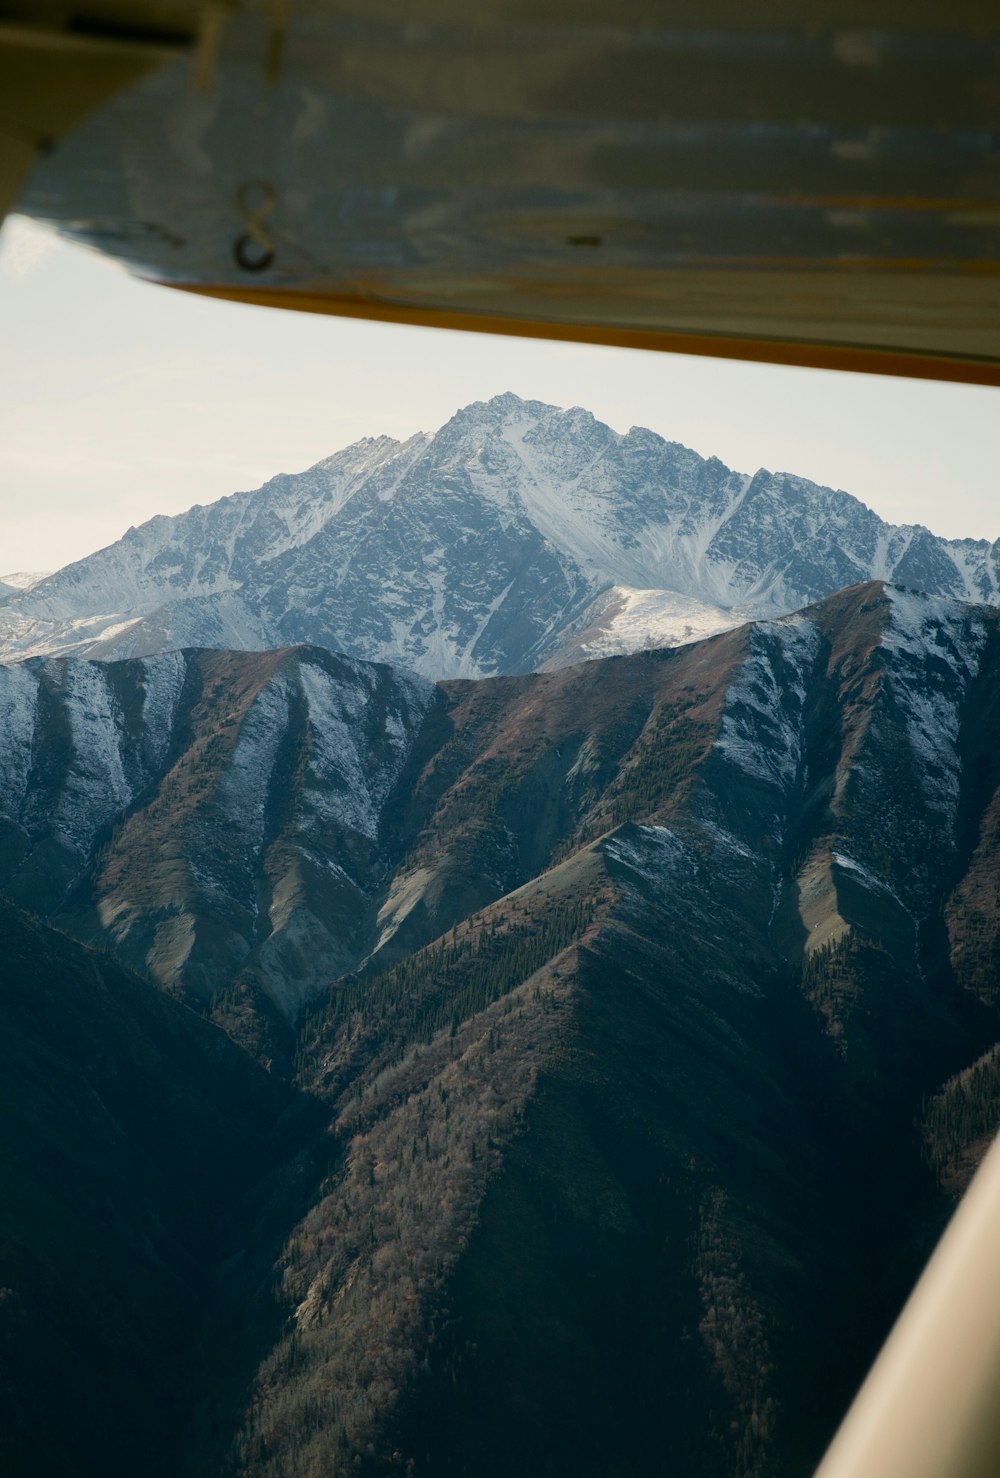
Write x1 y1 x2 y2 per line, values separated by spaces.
217 674 291 856
948 540 1000 604
495 410 752 604
0 609 143 662
831 850 907 910
498 416 623 580
713 615 820 789
882 587 986 821
883 587 984 681
0 663 39 814
55 662 132 849
604 824 691 889
0 571 51 592
299 658 433 841
568 586 739 661
139 652 188 772
696 818 759 864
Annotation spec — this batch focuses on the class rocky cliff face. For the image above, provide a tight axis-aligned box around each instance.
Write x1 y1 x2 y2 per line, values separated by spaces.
3 582 1000 1477
0 645 434 1023
2 394 998 675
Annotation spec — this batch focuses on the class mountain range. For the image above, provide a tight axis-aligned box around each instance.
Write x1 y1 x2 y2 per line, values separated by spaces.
3 581 1000 1476
2 393 998 676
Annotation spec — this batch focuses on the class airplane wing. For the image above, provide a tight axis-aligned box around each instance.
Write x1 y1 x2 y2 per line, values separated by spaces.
2 1 999 384
815 1130 1000 1478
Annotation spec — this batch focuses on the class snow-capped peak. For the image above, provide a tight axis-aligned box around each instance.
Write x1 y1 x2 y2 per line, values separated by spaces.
0 397 998 677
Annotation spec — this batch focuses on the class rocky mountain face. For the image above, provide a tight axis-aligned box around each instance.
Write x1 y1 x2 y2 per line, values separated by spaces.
0 644 435 1025
3 581 1000 1476
1 394 998 677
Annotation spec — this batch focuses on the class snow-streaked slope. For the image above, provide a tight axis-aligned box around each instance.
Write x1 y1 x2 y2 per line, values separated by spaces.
0 433 426 652
1 393 998 677
713 614 821 798
699 584 994 969
881 586 989 824
0 645 436 1015
0 571 51 595
540 585 741 667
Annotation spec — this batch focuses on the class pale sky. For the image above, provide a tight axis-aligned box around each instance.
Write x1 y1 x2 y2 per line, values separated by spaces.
1 213 998 575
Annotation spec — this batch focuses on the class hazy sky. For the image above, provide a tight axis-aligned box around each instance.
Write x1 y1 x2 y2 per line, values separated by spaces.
1 213 998 574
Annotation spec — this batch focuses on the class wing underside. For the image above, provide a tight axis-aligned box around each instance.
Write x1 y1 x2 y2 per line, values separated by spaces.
2 0 999 382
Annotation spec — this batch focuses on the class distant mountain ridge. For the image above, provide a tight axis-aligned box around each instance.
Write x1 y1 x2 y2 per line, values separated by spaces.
1 393 998 675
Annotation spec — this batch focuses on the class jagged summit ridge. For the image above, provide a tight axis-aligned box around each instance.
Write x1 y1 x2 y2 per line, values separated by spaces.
1 394 998 676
